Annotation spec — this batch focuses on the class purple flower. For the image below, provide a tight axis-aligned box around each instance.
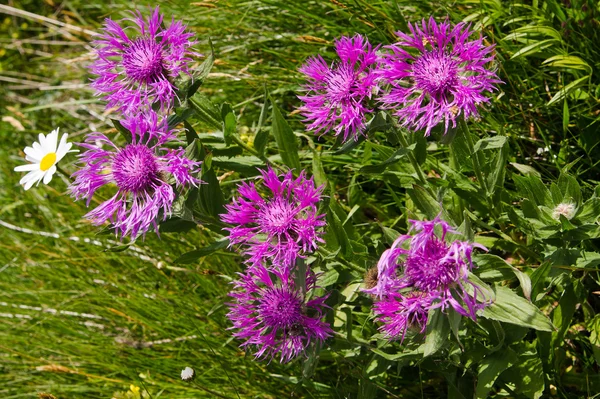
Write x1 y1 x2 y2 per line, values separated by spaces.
69 111 201 238
298 34 379 142
366 216 489 340
227 265 332 363
373 291 434 341
378 18 501 136
91 7 197 115
220 167 326 270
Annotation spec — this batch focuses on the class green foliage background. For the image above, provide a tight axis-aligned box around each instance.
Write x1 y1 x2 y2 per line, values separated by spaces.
1 0 600 398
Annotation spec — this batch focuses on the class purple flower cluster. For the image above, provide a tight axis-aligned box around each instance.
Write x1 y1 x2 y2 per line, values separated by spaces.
227 265 331 363
70 112 200 238
221 168 331 362
299 35 379 142
298 18 500 140
378 18 501 136
365 216 489 341
91 7 197 115
70 8 201 239
221 167 326 270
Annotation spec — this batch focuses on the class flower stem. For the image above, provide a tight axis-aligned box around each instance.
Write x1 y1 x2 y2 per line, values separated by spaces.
458 119 488 195
393 125 432 195
230 134 268 163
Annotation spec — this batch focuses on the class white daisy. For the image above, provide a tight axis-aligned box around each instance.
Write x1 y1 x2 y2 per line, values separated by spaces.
14 128 74 190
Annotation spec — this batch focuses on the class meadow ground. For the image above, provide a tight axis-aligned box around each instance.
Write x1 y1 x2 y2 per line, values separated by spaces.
1 0 600 398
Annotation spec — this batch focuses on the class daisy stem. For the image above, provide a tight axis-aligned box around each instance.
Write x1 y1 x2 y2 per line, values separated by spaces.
458 119 488 196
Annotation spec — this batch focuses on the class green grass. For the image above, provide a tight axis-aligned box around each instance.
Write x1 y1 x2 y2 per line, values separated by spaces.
2 0 600 398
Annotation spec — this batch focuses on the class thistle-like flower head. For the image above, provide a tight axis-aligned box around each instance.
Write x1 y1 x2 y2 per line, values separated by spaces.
221 167 326 270
91 7 197 115
298 34 379 142
69 111 201 238
365 216 489 340
378 18 501 136
227 265 332 363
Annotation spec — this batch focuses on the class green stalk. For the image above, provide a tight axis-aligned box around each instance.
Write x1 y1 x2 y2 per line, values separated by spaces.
230 134 268 163
458 119 488 195
393 125 433 196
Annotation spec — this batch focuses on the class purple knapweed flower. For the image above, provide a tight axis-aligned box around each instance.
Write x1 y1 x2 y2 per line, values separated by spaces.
378 17 501 136
220 167 326 270
91 7 197 115
298 34 379 142
373 291 433 341
227 265 332 363
365 216 489 340
70 111 201 238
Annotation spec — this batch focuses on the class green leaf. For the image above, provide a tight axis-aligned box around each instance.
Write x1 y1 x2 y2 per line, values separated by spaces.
548 75 590 106
327 202 352 259
253 91 270 156
557 173 582 206
380 224 400 245
476 348 517 399
499 344 545 399
510 163 541 177
359 144 415 174
220 103 236 146
319 268 340 287
167 107 195 129
481 285 554 331
183 120 199 144
185 140 225 221
159 217 197 233
474 254 532 299
530 261 552 302
103 243 132 253
473 136 507 153
175 38 214 99
510 38 559 59
423 308 450 357
578 197 600 223
174 239 229 264
513 174 553 207
488 142 508 196
312 147 327 188
112 119 132 143
270 100 301 170
408 184 441 219
370 347 424 362
190 93 222 130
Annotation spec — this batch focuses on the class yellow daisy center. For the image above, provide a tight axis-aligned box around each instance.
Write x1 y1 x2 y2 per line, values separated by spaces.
40 152 57 171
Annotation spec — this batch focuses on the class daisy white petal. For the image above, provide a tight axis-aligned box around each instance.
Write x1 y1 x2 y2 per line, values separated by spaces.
24 146 42 162
14 164 38 172
14 127 72 190
55 134 73 161
43 166 57 184
23 171 44 190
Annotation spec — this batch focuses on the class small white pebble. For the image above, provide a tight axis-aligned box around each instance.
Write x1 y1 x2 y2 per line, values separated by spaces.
181 366 195 381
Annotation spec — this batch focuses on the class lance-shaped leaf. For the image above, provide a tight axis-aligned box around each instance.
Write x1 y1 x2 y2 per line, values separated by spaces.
270 99 301 171
481 285 554 331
